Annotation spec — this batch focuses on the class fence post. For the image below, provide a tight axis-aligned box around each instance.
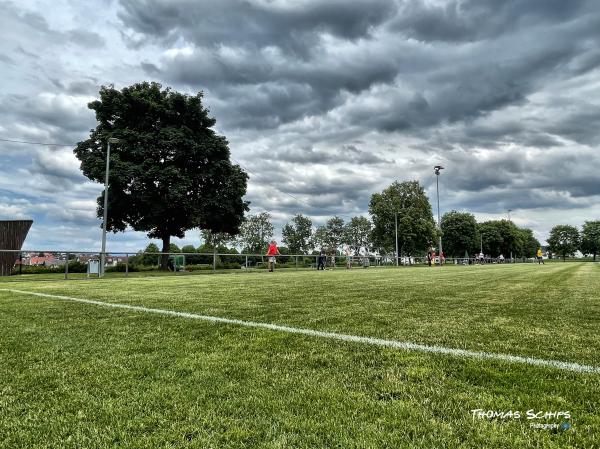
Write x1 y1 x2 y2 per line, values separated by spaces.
245 255 248 270
296 255 298 270
125 253 129 278
65 252 69 280
19 251 22 275
213 252 216 272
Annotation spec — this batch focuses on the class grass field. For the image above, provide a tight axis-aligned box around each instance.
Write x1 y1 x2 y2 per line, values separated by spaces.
1 263 599 448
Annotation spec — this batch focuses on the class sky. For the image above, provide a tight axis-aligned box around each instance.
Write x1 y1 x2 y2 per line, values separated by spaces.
1 0 599 251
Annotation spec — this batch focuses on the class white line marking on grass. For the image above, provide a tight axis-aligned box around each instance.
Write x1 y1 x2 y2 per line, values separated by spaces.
2 288 599 375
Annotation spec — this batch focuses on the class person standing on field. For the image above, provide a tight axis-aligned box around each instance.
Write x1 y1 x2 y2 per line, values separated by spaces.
344 245 353 269
537 248 544 264
266 240 280 272
317 249 326 270
359 246 369 268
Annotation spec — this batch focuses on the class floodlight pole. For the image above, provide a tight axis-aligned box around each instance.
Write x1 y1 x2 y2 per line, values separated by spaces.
100 137 119 277
434 165 444 266
395 212 399 266
507 209 513 262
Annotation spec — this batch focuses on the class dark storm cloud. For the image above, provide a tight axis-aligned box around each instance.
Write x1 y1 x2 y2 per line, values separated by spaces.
545 107 600 146
119 0 396 52
438 146 600 213
391 0 589 42
0 92 96 142
129 0 600 138
254 145 390 165
48 78 100 96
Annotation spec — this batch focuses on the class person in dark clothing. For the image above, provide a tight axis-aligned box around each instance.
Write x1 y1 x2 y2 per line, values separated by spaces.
317 249 326 270
427 250 432 267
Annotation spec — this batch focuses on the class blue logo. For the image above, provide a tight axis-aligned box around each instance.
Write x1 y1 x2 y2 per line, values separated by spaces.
559 422 571 432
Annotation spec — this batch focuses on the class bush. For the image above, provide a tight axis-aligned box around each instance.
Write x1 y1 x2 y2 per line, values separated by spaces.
105 263 138 273
219 262 242 270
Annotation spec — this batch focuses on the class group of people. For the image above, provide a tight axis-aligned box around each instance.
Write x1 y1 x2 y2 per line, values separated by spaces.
317 245 370 270
266 241 370 272
426 249 445 266
265 240 547 272
469 248 545 264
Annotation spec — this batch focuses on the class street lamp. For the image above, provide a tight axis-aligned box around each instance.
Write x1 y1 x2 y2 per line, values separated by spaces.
100 137 120 277
507 209 513 262
434 165 444 266
395 212 399 266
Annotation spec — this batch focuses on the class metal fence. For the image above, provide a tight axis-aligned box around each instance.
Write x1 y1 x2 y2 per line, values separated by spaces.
0 249 547 281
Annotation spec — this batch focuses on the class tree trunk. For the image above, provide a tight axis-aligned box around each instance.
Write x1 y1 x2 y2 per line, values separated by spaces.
563 253 566 262
161 234 171 270
594 252 596 262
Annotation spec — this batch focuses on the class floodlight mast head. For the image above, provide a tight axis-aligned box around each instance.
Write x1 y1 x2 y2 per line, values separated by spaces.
434 165 444 176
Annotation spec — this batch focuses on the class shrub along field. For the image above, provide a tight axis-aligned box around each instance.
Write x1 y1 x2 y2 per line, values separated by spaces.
1 263 599 448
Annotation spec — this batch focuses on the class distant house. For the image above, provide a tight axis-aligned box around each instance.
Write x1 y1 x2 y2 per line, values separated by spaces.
106 256 128 266
28 253 65 267
77 255 127 266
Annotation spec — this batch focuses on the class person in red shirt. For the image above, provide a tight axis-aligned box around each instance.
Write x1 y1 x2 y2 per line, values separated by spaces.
266 240 280 272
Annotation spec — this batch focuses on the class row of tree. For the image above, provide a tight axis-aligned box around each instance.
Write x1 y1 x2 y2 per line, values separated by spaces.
232 181 537 258
441 215 600 260
222 179 600 260
546 222 600 261
129 179 600 261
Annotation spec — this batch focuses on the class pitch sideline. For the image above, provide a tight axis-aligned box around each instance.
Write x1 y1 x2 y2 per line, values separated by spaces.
1 287 598 375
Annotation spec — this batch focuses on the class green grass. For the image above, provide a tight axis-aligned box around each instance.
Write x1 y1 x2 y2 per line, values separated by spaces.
1 263 599 448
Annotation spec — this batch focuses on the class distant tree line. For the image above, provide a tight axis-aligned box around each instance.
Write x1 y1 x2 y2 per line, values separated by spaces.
128 180 600 262
546 222 600 261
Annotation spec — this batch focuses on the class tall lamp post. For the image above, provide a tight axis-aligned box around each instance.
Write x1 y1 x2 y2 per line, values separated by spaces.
395 212 399 266
507 209 513 262
100 137 120 277
434 165 444 266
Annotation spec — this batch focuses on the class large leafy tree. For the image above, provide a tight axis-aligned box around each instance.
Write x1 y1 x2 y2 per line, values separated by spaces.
74 82 248 269
324 216 345 252
440 211 479 257
200 229 235 250
547 225 580 261
478 220 525 257
282 214 313 254
311 225 328 251
238 212 274 253
312 216 345 253
369 181 436 255
517 228 541 258
142 242 160 266
580 220 600 261
343 216 373 252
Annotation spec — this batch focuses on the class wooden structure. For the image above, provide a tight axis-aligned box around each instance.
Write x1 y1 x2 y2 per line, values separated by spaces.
0 220 33 276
